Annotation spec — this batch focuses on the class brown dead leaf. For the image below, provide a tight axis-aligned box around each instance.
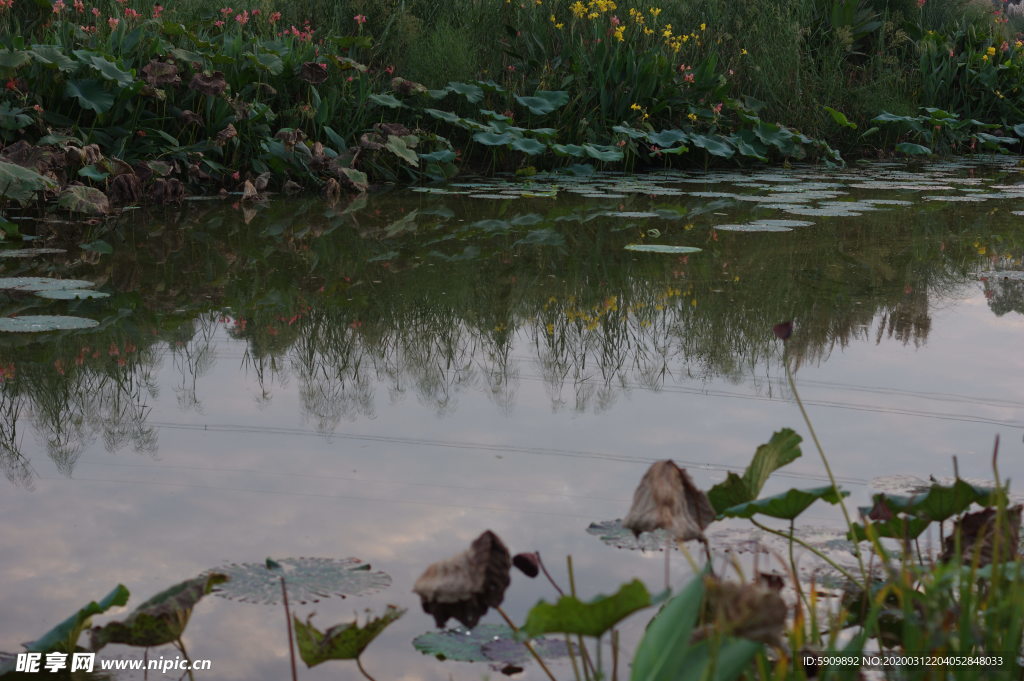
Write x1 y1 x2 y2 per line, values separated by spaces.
413 530 511 629
623 460 715 543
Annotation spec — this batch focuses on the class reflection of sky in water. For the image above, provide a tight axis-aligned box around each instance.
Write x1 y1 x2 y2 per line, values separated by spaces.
3 161 1024 679
4 287 1024 680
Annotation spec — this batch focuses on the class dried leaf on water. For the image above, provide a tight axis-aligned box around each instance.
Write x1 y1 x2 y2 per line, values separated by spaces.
622 460 715 543
413 530 511 629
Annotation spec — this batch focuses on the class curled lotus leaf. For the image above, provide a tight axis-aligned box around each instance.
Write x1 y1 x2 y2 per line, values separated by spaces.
141 59 180 86
294 606 405 666
90 574 227 650
299 61 328 84
413 530 511 629
210 557 391 605
188 71 227 96
623 460 715 543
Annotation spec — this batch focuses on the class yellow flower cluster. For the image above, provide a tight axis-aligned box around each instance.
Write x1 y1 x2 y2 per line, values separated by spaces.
662 22 703 52
569 0 616 17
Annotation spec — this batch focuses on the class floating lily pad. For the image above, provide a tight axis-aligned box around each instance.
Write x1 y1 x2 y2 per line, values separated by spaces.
0 315 99 332
413 624 569 664
35 289 110 300
0 248 67 258
603 211 660 218
749 219 814 228
624 244 702 254
0 277 97 291
713 224 792 232
587 519 675 551
210 557 391 605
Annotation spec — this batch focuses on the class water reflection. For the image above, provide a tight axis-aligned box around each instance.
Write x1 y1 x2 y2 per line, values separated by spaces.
2 170 1024 487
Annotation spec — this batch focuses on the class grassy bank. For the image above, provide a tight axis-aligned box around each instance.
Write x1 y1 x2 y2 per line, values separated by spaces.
1 0 1024 215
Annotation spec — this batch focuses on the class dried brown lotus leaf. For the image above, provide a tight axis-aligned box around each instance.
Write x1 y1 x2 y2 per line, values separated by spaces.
623 460 715 542
413 530 511 629
694 578 787 648
189 71 227 96
941 505 1022 565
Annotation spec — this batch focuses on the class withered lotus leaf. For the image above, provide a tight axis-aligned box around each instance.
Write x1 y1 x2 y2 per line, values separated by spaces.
300 61 328 84
109 173 142 205
188 71 227 96
941 505 1022 565
215 123 238 146
413 530 511 629
623 460 715 542
141 59 180 87
695 577 787 648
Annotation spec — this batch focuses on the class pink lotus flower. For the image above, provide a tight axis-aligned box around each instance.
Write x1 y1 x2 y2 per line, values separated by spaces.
235 9 248 24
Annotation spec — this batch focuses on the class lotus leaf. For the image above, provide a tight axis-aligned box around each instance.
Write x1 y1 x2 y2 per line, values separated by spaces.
211 557 391 605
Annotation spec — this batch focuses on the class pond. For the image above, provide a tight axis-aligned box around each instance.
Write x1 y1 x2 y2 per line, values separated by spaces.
2 158 1024 680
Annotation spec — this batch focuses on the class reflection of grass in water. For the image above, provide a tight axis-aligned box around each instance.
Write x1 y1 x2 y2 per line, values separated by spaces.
3 181 1024 480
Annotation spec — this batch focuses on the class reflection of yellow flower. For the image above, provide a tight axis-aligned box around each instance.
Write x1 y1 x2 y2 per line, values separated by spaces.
546 323 555 335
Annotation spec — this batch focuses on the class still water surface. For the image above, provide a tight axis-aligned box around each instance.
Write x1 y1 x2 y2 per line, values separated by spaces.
3 158 1024 679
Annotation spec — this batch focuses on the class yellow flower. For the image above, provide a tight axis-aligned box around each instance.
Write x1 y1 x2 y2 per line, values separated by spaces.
649 7 661 16
550 13 556 22
587 11 598 18
555 22 564 28
1016 40 1023 48
546 323 555 335
569 1 586 17
687 113 698 122
642 112 649 120
630 102 642 110
987 46 996 56
700 22 706 30
740 48 748 55
643 26 653 34
613 25 625 40
982 54 989 61
662 23 672 37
